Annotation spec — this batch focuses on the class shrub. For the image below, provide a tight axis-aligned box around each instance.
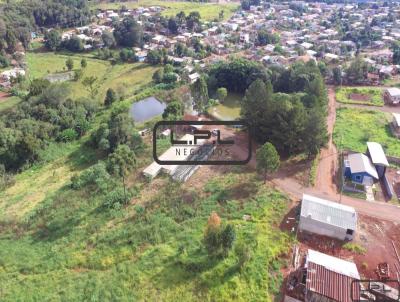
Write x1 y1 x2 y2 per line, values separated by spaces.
71 162 110 191
57 128 78 142
104 187 131 209
343 242 366 254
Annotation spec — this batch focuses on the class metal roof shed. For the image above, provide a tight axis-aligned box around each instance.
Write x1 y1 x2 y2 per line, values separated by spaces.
299 194 357 240
305 249 360 302
366 142 389 179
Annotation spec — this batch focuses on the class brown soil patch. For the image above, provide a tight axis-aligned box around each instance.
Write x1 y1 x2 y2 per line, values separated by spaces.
295 213 400 280
0 92 11 102
349 93 371 102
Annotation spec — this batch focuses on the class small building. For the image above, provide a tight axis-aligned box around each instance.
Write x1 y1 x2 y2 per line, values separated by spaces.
392 113 400 138
366 142 389 179
304 249 360 302
344 153 378 185
299 194 357 241
384 87 400 105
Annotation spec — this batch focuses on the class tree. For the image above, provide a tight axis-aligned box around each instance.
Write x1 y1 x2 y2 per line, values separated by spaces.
81 58 87 69
107 144 136 200
62 36 84 52
219 10 224 20
162 101 183 120
332 66 342 85
29 78 50 96
257 29 280 46
346 56 368 84
104 88 117 107
66 58 74 71
82 76 98 98
203 212 222 257
147 49 163 65
190 77 209 113
256 142 280 183
220 224 236 257
303 109 328 157
186 11 201 31
44 29 61 51
168 17 178 34
216 87 227 102
113 17 143 47
152 69 164 84
74 69 83 81
392 42 400 65
102 31 116 48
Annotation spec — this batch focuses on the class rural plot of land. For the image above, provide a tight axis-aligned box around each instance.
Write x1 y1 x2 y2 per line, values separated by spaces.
333 107 400 157
336 87 384 106
26 53 157 101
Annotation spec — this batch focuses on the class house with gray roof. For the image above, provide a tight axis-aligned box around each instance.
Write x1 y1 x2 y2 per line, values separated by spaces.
299 194 357 241
344 153 378 185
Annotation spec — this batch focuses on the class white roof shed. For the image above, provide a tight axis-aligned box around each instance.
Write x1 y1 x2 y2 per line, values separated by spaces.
367 142 389 167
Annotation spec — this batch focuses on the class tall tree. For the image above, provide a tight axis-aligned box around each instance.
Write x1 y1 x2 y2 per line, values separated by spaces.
256 142 280 183
190 77 209 113
66 58 74 71
104 88 117 107
113 17 143 47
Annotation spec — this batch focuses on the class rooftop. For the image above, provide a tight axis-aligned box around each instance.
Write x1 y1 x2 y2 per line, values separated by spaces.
301 194 357 230
367 142 389 167
386 87 400 97
347 153 378 179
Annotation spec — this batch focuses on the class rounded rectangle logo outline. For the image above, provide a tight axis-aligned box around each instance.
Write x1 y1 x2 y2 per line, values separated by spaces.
152 120 252 165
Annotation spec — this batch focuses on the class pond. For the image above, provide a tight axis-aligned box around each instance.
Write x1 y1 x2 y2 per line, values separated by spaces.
129 96 166 123
208 93 242 121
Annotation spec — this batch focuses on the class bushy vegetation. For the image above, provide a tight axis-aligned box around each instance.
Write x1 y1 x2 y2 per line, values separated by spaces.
0 168 292 301
336 87 384 106
334 107 400 157
343 242 367 254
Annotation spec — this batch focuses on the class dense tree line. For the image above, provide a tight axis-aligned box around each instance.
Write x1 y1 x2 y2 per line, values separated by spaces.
0 0 90 53
240 60 328 156
0 82 97 171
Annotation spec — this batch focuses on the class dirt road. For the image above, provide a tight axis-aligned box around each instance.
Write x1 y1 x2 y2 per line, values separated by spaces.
271 86 400 223
314 87 339 196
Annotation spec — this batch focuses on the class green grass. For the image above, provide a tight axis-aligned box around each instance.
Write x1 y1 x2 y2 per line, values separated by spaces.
26 52 157 101
208 93 242 121
0 96 22 113
334 107 400 157
336 86 384 106
93 0 239 21
0 166 292 300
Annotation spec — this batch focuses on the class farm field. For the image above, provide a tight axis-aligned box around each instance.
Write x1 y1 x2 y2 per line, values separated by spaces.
335 86 384 106
26 52 157 101
0 95 21 113
333 107 400 157
93 0 239 21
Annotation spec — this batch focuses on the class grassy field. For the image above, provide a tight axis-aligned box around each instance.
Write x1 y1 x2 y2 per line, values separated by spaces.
26 52 157 102
208 92 242 121
0 150 292 301
93 0 239 21
334 107 400 157
336 87 384 106
0 96 22 113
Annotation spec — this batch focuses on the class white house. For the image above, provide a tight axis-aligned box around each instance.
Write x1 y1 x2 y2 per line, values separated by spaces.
299 194 357 240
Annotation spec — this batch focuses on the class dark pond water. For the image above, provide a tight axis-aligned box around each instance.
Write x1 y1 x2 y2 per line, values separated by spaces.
129 96 166 123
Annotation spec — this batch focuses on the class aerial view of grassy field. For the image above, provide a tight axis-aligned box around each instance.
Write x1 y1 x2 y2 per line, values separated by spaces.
93 0 239 21
334 107 400 157
335 87 384 106
26 53 157 101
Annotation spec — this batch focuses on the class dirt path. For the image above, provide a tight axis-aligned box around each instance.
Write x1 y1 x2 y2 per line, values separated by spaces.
271 86 400 223
314 87 339 196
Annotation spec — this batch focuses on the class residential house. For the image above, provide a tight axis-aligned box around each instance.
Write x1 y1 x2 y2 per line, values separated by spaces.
344 153 378 185
299 194 357 241
384 87 400 105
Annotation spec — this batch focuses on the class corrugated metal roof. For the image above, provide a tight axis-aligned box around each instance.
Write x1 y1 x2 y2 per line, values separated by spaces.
301 194 357 230
347 153 378 179
386 87 400 97
306 262 360 302
367 142 389 167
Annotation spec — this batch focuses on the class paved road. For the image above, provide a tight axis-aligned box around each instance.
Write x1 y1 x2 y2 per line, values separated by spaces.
272 86 400 223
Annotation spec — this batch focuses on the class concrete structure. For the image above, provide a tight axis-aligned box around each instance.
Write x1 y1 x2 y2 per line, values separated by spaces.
384 87 400 105
366 142 389 179
299 194 357 241
344 153 378 185
304 249 360 302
